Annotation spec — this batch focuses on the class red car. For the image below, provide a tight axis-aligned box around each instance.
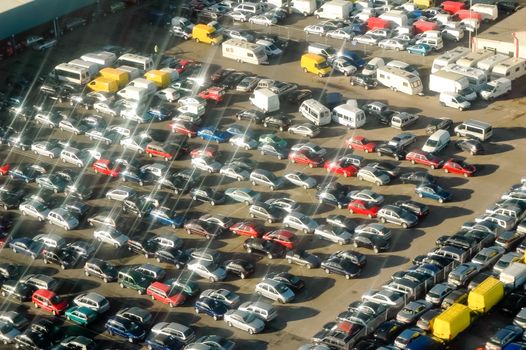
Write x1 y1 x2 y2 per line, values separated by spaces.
145 142 184 161
345 136 377 153
32 289 68 315
324 158 359 177
288 150 324 168
173 59 192 74
169 120 198 138
147 281 186 307
92 159 121 177
406 151 444 169
190 145 219 159
198 87 225 104
443 158 477 177
348 200 380 218
229 221 264 238
0 163 10 176
262 229 297 250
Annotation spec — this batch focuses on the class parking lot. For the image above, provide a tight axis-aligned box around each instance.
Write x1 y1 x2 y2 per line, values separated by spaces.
1 2 526 349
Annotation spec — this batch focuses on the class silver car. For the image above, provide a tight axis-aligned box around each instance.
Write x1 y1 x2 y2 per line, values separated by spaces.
200 288 240 308
314 225 353 245
284 171 317 189
220 164 250 181
187 259 226 282
238 301 278 321
471 246 506 270
349 189 384 205
396 299 433 324
105 186 136 201
73 292 110 313
357 166 391 186
353 34 379 45
0 320 20 344
223 310 265 334
47 208 79 230
283 212 318 234
425 283 456 305
388 132 417 149
326 27 355 40
93 227 129 248
19 201 50 221
229 135 258 150
150 321 196 343
255 279 295 304
378 38 407 51
191 157 222 173
31 141 62 159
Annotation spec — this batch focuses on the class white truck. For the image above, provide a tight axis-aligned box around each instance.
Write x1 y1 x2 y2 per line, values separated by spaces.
249 88 280 113
500 262 526 290
379 10 408 27
479 78 511 100
429 71 469 94
222 39 268 65
314 0 352 19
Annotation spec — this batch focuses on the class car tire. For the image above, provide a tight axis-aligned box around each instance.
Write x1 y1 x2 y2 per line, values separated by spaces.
431 165 435 169
438 198 444 203
376 181 381 186
268 253 273 260
34 302 39 309
380 217 386 223
267 218 273 224
402 223 408 229
345 274 351 279
444 168 449 173
213 315 218 320
374 247 379 253
358 176 363 181
250 213 256 218
325 268 330 274
240 273 246 279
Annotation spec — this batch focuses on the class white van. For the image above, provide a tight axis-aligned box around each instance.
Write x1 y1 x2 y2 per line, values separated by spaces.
415 37 444 51
390 112 419 130
127 78 157 94
314 0 352 19
362 57 385 76
249 88 280 113
117 86 151 102
470 3 498 21
422 129 450 153
222 39 268 65
290 0 318 16
379 10 408 27
331 103 366 128
491 58 526 81
376 66 423 95
439 92 471 111
479 78 511 100
454 119 493 141
234 2 263 15
68 59 100 79
299 99 331 126
118 65 141 80
307 43 337 61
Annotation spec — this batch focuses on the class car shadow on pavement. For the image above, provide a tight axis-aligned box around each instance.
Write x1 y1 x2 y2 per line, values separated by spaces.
449 188 474 203
270 305 320 329
492 127 526 142
295 276 336 303
390 229 426 252
233 339 269 350
480 142 514 155
360 255 410 279
28 266 60 276
418 205 473 228
318 127 348 139
438 175 469 188
473 163 499 177
61 278 101 296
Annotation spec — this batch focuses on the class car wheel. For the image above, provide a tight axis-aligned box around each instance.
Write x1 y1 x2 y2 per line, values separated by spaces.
373 247 379 253
380 217 386 223
325 268 330 274
128 337 134 343
137 289 143 295
444 168 449 173
267 218 273 224
267 253 273 260
376 181 382 186
195 307 200 314
103 277 109 283
270 185 275 191
210 201 216 206
431 165 435 169
358 176 363 181
402 223 408 229
438 198 444 203
213 315 218 321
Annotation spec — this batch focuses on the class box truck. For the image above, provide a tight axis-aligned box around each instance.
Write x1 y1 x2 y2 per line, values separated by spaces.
431 47 470 73
429 71 469 94
467 277 504 313
379 10 408 27
432 303 471 341
99 67 129 88
249 89 280 113
222 39 268 65
290 0 318 16
470 3 498 21
500 262 526 289
376 66 424 95
144 70 171 88
314 0 352 20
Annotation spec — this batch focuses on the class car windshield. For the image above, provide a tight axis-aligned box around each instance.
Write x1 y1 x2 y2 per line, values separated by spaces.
275 283 289 293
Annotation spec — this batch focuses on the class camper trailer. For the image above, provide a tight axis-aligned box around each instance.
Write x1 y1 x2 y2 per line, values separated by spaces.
456 50 495 68
491 57 526 81
222 39 268 65
376 66 424 95
81 51 117 67
431 47 471 73
443 64 488 91
476 54 510 72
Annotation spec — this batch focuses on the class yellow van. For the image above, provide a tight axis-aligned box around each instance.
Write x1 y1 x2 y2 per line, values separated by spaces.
144 70 171 88
414 0 435 8
301 53 331 77
468 277 504 313
192 24 223 46
87 77 118 93
99 67 129 88
432 303 471 341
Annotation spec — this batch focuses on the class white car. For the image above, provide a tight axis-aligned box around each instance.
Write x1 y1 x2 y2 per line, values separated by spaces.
353 34 379 45
304 24 329 36
357 166 391 186
255 279 295 303
155 88 180 102
249 14 276 26
200 288 240 307
73 292 110 313
331 58 357 76
93 227 129 248
191 157 222 173
326 27 355 40
224 310 265 334
256 39 282 56
283 212 318 234
219 164 250 181
47 208 79 231
187 259 226 282
19 201 50 221
290 142 326 156
31 141 62 159
227 10 252 22
120 136 150 153
283 171 317 189
238 301 278 321
362 289 406 309
378 38 407 51
229 135 258 150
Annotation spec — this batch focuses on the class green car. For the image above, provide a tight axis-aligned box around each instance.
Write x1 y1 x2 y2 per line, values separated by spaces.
65 306 97 326
258 134 287 149
117 268 152 294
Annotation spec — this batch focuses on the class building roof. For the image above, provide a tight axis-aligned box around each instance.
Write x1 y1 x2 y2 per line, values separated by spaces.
477 7 526 43
0 0 97 40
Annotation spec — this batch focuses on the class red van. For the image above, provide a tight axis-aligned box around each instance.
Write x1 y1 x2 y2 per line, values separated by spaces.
441 1 466 14
367 17 390 30
32 289 68 315
455 10 483 21
413 20 439 34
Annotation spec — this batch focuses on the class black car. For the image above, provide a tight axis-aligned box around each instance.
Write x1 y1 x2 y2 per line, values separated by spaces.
243 238 285 259
369 161 399 178
285 249 321 269
221 72 247 89
350 73 378 89
127 237 159 258
351 232 390 253
235 109 265 123
0 190 22 210
500 290 526 315
455 138 484 155
0 280 35 301
35 174 68 193
316 188 350 209
122 197 155 218
399 171 437 185
154 247 190 269
286 89 312 105
210 68 235 84
0 263 18 279
263 114 292 131
497 0 520 14
223 259 255 279
266 272 305 293
121 166 154 186
7 133 33 151
330 250 367 267
14 330 53 350
190 187 225 206
373 320 406 343
362 102 394 125
425 117 453 134
157 172 196 194
84 258 118 283
42 247 79 270
321 257 361 279
326 215 355 232
394 200 429 217
376 144 406 160
61 199 90 219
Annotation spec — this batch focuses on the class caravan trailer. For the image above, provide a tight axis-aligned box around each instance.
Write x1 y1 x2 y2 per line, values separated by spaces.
456 50 494 68
431 47 470 73
376 66 424 95
443 64 488 91
80 51 117 67
68 59 100 79
476 54 509 72
491 57 526 81
222 39 268 65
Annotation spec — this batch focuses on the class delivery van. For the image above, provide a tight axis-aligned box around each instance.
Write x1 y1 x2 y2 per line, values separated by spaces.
439 92 471 111
376 66 424 95
222 39 268 65
68 59 100 79
362 57 385 76
332 103 366 128
432 303 471 341
290 0 317 16
454 119 493 141
422 129 450 153
470 3 498 21
160 67 179 82
99 67 129 88
249 88 280 113
491 57 526 81
127 78 158 94
117 86 151 102
144 70 171 88
192 24 223 45
87 77 119 93
500 262 526 289
301 53 331 77
299 99 331 126
118 65 141 80
467 276 504 313
479 78 511 100
314 0 352 20
307 43 337 61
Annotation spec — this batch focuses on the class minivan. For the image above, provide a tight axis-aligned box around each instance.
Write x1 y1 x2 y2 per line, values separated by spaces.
238 301 278 321
454 119 493 141
250 169 283 191
439 92 471 111
234 2 263 15
307 43 337 61
299 99 331 126
60 147 91 168
390 112 419 130
422 130 450 153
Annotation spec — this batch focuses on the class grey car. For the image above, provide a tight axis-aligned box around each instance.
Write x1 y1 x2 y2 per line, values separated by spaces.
150 321 196 343
396 299 433 324
284 171 317 189
314 225 353 245
349 189 384 205
377 205 419 228
357 166 391 186
283 212 318 234
225 188 260 205
425 283 456 305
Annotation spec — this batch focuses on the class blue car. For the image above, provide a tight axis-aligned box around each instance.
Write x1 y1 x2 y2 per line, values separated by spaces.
257 143 288 160
197 127 232 143
146 333 183 350
146 207 187 228
147 105 173 121
194 297 229 320
105 316 146 343
333 49 365 68
415 183 451 203
9 237 44 259
407 44 432 56
120 166 154 186
8 165 43 183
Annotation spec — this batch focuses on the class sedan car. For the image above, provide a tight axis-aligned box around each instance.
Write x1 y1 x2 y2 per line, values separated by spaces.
321 257 361 280
354 34 379 45
357 166 391 186
455 138 484 155
389 133 417 149
377 205 419 228
184 220 224 239
314 225 353 245
396 300 434 324
326 27 355 40
258 143 287 160
248 14 276 26
287 123 320 138
229 221 264 238
225 187 260 205
400 171 437 185
345 136 377 153
379 38 407 51
407 43 432 56
415 183 452 203
285 249 321 269
243 238 285 259
348 200 380 218
31 141 62 159
197 127 232 143
284 171 317 189
223 259 254 280
443 158 477 177
406 151 444 169
255 279 295 304
191 157 222 173
289 150 324 168
200 288 240 308
376 144 406 160
471 246 506 270
262 229 297 250
485 324 523 350
324 157 359 177
349 189 384 205
194 297 229 320
187 260 226 283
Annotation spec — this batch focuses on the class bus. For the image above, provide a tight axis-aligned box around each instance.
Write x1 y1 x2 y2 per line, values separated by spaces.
53 63 90 85
117 53 153 72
